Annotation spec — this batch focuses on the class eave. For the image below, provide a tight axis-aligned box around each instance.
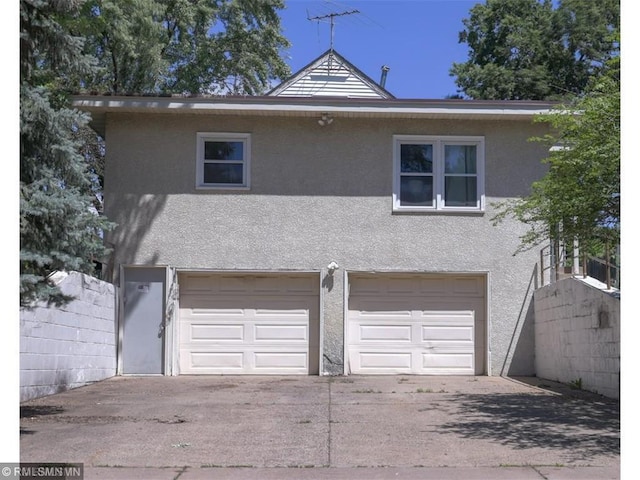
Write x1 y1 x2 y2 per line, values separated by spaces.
71 94 556 138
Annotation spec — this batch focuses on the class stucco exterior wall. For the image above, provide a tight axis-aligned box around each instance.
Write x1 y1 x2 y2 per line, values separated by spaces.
20 272 117 401
103 113 549 375
534 278 620 399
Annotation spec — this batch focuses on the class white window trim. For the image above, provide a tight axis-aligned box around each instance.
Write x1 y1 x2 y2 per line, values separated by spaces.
392 135 485 213
196 132 251 190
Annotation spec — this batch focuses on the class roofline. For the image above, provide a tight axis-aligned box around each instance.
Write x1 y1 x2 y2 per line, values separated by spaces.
72 93 555 112
71 94 557 137
267 48 396 99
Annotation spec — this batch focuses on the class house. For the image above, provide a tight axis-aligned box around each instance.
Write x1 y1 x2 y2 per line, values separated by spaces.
72 49 554 377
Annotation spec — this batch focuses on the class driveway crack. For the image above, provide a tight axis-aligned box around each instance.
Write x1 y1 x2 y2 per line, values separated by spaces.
172 466 188 479
531 466 549 479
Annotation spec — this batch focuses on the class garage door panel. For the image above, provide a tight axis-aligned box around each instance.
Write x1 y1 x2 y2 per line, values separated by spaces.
359 325 412 342
179 274 319 375
190 324 245 342
349 275 483 299
189 308 245 318
418 278 450 295
419 310 475 322
183 348 309 374
254 324 308 342
356 352 412 370
355 309 413 319
183 301 246 316
189 351 245 369
183 296 310 311
348 274 484 375
254 352 307 370
352 299 482 315
422 353 474 369
181 296 246 313
182 274 317 296
180 275 215 294
451 277 484 296
387 278 417 294
422 326 473 342
349 299 413 317
217 276 253 294
254 308 309 317
348 277 381 295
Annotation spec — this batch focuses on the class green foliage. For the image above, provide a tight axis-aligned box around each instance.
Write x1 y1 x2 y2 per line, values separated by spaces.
71 0 291 95
492 58 620 253
568 378 583 390
20 0 115 308
451 0 619 100
20 0 293 307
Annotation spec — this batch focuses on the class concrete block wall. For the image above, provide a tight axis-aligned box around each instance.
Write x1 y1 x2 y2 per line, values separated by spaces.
533 277 620 399
20 272 117 402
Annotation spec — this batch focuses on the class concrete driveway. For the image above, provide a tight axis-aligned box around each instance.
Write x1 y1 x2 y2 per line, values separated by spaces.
20 376 620 479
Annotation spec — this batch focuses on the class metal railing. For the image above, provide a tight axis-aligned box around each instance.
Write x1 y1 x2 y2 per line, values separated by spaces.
539 240 620 290
586 253 620 289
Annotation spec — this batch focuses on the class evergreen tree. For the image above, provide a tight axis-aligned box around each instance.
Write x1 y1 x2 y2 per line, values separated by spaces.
450 0 619 100
20 0 114 308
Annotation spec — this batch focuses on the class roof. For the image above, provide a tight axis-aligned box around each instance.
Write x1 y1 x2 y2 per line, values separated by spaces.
267 49 394 99
71 50 556 137
73 95 557 138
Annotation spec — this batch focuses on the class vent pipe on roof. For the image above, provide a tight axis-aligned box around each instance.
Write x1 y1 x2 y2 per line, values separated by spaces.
379 65 390 88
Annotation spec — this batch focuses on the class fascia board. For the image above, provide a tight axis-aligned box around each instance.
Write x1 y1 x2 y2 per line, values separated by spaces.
72 96 554 119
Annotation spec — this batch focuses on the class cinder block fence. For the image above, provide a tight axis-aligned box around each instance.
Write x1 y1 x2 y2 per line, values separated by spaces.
534 277 620 399
20 272 117 402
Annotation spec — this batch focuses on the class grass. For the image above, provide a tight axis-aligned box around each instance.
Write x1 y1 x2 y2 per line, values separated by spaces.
568 378 583 390
415 388 448 393
415 388 433 393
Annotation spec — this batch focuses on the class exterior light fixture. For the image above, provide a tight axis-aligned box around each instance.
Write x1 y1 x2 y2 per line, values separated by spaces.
318 113 334 126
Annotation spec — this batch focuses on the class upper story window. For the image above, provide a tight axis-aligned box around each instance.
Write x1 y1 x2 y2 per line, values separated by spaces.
393 135 485 212
196 132 251 189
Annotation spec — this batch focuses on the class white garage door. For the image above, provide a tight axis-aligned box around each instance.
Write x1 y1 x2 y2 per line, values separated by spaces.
179 273 320 374
348 274 486 375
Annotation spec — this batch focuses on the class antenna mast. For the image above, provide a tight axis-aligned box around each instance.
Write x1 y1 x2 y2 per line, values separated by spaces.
307 9 360 52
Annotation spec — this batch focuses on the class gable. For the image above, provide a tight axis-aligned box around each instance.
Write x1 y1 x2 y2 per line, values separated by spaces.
268 49 394 99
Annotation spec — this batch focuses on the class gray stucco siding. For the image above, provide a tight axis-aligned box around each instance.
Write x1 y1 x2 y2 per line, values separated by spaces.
104 112 549 375
104 113 548 197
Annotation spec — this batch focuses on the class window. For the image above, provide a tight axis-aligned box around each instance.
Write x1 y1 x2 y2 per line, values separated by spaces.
196 133 251 189
393 135 484 212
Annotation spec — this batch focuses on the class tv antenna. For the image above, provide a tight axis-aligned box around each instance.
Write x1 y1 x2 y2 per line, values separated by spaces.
307 9 360 52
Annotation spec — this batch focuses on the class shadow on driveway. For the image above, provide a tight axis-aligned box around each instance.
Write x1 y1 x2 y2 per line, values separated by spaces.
437 391 619 462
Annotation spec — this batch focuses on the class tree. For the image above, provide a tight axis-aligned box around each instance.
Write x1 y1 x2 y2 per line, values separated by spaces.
492 57 620 255
20 0 114 308
71 0 292 95
62 0 292 219
450 0 619 100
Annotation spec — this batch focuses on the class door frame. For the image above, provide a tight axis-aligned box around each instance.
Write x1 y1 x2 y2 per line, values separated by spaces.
118 265 171 375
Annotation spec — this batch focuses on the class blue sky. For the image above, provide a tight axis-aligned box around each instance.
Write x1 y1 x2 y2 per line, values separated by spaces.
277 0 479 99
